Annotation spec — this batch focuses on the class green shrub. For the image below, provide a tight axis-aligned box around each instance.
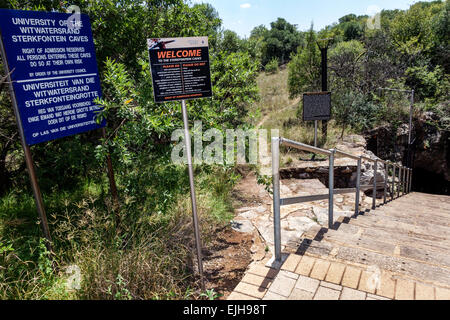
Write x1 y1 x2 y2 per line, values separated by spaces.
265 58 279 74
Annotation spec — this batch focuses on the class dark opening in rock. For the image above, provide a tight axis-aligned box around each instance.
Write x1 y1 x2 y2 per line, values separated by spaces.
412 168 450 195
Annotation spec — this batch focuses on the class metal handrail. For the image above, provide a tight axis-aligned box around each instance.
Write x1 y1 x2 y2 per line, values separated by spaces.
281 138 332 156
271 137 413 262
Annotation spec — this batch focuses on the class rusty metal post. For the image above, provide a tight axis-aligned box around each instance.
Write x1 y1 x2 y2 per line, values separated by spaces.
181 100 205 291
0 35 53 252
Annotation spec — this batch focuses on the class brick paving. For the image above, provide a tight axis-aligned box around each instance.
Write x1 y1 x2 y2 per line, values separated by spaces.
228 193 450 300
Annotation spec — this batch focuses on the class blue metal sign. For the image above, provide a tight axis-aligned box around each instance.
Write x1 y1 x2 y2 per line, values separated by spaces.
0 9 105 145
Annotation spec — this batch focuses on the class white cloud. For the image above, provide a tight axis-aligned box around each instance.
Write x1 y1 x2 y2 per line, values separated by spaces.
240 3 251 9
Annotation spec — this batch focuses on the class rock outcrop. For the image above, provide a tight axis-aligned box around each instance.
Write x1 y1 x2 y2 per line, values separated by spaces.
364 111 450 195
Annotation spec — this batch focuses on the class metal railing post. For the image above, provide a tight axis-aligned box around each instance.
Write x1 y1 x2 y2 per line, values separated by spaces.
355 157 362 216
372 160 378 210
328 149 335 229
391 164 395 201
401 167 406 197
409 169 412 193
383 162 387 204
409 169 413 193
406 168 409 195
402 167 406 196
397 166 402 198
272 137 282 262
404 168 408 196
406 168 410 194
402 167 405 196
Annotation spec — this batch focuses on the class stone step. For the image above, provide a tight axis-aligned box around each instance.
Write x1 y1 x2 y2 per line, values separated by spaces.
296 238 450 288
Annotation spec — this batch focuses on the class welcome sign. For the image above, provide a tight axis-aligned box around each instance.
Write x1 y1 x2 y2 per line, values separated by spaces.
0 9 105 145
148 37 212 103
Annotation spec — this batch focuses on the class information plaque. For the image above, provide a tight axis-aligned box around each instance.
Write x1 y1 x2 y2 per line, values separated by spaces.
303 92 331 121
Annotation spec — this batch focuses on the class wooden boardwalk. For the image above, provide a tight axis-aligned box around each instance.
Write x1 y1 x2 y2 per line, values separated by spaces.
228 192 450 300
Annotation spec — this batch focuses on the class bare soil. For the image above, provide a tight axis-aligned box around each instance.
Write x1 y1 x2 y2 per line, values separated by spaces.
202 168 270 300
203 226 253 300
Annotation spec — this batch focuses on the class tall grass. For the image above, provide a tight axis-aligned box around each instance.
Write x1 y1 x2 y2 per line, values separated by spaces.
0 165 238 300
252 68 354 151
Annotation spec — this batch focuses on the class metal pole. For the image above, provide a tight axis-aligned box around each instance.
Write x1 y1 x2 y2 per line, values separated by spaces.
383 162 387 204
403 167 407 196
314 120 318 147
328 149 335 229
320 46 328 139
0 35 53 252
181 100 205 290
408 169 412 193
400 167 405 197
403 167 407 195
398 167 402 198
355 157 362 216
272 137 282 262
409 169 413 193
391 164 395 201
372 160 377 210
405 168 409 194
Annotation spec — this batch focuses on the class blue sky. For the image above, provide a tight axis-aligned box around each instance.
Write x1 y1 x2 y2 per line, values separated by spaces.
190 0 431 38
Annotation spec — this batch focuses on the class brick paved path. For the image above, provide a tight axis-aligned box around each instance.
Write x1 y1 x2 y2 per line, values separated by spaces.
228 192 450 300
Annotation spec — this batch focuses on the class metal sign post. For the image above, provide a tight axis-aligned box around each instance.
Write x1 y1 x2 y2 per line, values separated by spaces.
147 37 212 291
317 38 333 139
303 92 331 150
181 99 205 291
0 35 53 251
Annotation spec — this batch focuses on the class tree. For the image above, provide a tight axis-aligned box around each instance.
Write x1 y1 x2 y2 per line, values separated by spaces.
219 30 245 54
329 40 366 91
389 1 443 57
261 18 303 65
248 25 268 67
287 24 321 99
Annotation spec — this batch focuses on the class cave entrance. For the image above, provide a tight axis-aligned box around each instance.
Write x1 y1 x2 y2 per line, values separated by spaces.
412 168 450 195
